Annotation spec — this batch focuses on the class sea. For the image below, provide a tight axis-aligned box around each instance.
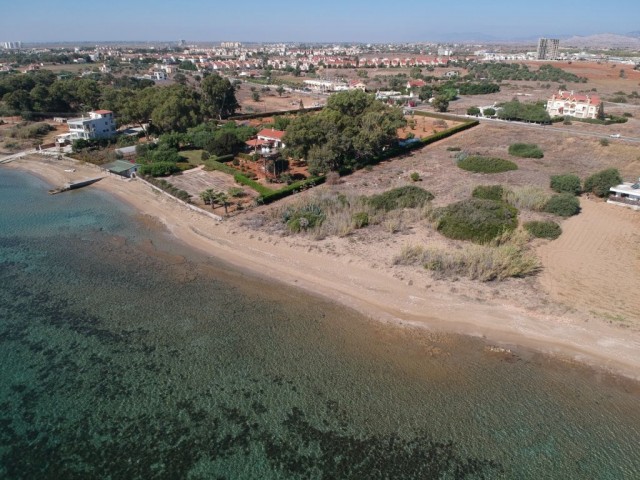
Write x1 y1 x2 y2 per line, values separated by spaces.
1 168 639 479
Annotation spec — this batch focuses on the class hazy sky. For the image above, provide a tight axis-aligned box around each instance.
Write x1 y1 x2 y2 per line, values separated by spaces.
1 0 638 43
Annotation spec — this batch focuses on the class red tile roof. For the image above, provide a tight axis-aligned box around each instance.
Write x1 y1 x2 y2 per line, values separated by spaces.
257 129 285 140
93 109 113 114
552 91 601 106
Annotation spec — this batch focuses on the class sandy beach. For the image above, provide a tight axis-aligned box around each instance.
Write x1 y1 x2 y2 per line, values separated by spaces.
5 155 640 381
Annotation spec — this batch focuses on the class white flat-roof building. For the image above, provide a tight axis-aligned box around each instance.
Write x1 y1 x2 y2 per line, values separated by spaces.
67 110 116 140
607 180 640 210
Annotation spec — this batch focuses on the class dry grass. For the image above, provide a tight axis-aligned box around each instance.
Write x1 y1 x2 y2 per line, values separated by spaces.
393 229 540 281
503 186 551 211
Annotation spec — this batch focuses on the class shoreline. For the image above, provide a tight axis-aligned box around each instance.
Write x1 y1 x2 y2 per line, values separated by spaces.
5 155 640 382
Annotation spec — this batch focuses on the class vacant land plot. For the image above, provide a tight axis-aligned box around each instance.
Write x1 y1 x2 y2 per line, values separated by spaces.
235 82 325 114
537 198 640 323
167 166 257 205
398 115 461 138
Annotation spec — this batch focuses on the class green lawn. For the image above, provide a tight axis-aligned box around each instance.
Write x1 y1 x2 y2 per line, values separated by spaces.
179 149 206 165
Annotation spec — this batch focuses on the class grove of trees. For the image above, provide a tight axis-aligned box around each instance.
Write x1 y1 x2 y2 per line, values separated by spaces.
0 70 239 132
283 90 406 175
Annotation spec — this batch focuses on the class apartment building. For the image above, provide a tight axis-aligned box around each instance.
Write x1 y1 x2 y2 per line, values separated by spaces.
537 38 560 60
67 110 116 140
546 90 601 119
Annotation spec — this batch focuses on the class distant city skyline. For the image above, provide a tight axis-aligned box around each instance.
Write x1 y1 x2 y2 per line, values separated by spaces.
2 0 639 43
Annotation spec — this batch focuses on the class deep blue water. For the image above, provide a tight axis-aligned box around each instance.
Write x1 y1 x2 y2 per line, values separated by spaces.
1 168 639 479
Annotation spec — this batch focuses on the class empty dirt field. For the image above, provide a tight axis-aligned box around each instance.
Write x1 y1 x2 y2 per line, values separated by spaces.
398 115 462 139
167 166 257 205
537 198 640 325
235 82 325 114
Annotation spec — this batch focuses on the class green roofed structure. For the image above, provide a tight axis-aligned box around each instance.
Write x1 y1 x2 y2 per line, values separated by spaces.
102 160 139 178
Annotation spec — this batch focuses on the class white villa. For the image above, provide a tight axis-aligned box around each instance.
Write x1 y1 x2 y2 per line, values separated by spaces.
607 179 640 210
67 110 116 140
546 90 601 119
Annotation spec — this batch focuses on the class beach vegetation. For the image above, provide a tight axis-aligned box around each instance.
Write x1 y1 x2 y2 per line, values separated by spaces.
367 186 434 212
433 198 518 244
270 188 432 239
503 186 551 211
394 229 539 281
583 168 622 197
457 156 518 174
471 185 504 201
524 220 562 240
550 174 582 195
543 193 581 217
508 143 544 158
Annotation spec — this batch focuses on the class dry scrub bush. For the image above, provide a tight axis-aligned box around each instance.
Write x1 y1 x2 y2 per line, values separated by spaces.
271 192 377 239
393 229 539 281
272 188 434 239
503 186 551 211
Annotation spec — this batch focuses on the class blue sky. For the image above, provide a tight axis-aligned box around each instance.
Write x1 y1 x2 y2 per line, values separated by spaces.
1 0 639 43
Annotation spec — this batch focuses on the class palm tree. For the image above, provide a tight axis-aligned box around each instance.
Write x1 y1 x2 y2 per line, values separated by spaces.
199 190 211 205
215 192 230 216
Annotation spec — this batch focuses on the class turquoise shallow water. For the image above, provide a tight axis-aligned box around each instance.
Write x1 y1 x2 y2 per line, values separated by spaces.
0 168 639 479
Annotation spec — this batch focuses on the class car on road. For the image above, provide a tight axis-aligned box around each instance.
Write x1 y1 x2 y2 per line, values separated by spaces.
610 134 621 138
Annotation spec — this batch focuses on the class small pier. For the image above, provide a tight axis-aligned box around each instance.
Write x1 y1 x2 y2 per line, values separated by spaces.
48 177 103 195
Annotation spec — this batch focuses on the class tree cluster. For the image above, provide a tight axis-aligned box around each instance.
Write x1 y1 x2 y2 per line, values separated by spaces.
0 70 239 131
467 63 586 83
496 100 551 124
283 90 406 175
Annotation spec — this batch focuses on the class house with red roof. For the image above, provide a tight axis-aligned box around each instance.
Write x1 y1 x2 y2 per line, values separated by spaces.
406 79 427 89
546 90 602 119
257 129 286 148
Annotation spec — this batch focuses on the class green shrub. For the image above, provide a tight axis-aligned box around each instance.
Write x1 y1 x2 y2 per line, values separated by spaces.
483 107 496 117
550 174 581 195
352 212 369 229
228 187 246 197
176 162 195 171
435 198 518 244
544 193 580 217
446 146 461 151
467 106 481 116
458 156 518 174
524 220 562 239
472 185 504 201
599 138 610 147
508 143 544 159
368 186 434 212
583 168 622 197
259 176 326 204
283 204 325 233
138 162 181 177
410 172 421 182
